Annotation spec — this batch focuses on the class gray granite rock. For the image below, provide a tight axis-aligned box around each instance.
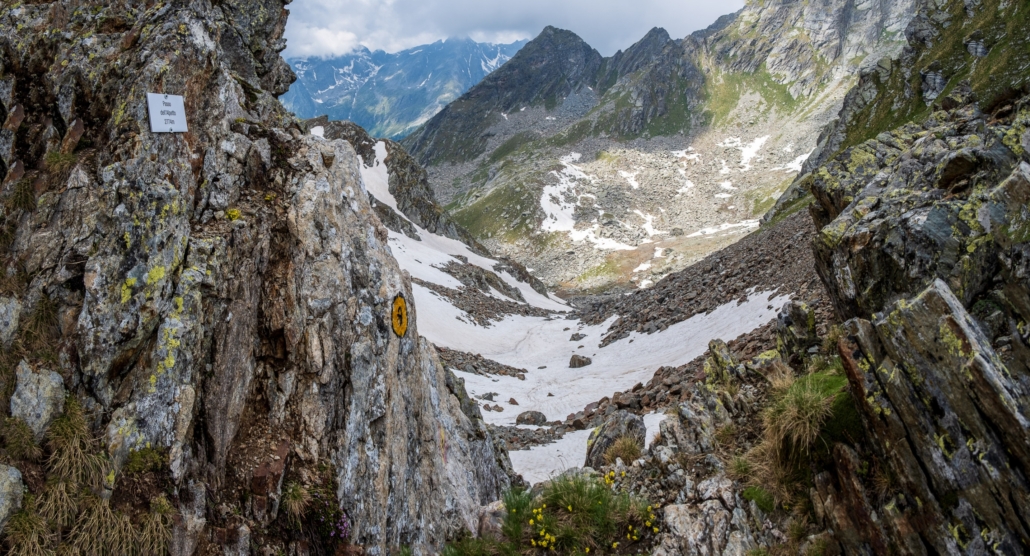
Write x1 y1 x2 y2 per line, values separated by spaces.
10 361 65 441
0 297 19 348
0 465 24 530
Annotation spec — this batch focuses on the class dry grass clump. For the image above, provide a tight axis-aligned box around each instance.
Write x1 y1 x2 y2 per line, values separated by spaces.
38 479 80 531
137 495 174 555
5 497 55 556
603 435 643 465
70 495 135 555
46 397 106 490
763 375 834 459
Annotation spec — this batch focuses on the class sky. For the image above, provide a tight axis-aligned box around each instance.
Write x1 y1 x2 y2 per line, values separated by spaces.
283 0 746 59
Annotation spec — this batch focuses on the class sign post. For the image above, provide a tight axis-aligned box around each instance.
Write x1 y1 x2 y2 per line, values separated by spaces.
146 93 188 133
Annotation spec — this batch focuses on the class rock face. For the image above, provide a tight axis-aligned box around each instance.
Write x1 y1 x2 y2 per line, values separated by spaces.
584 410 645 468
10 360 65 441
794 11 1030 546
0 2 508 554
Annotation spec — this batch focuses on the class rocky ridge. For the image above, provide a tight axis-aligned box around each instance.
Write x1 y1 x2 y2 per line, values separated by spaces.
0 2 511 554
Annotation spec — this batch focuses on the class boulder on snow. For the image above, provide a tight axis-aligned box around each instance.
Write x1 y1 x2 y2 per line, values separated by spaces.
0 464 24 530
569 354 592 368
10 361 66 441
584 410 645 468
570 333 586 341
516 411 548 426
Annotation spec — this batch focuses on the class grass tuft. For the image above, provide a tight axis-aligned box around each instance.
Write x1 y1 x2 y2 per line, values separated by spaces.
603 435 642 465
281 481 311 526
2 416 42 461
37 479 80 531
44 152 77 176
6 179 36 212
46 397 107 490
728 455 753 480
69 496 135 556
138 495 174 555
4 497 55 556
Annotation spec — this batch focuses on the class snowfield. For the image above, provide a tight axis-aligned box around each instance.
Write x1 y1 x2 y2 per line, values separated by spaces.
352 137 792 485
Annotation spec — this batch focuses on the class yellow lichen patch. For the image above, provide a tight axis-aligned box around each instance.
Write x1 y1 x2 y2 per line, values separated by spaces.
146 266 166 285
392 295 408 337
939 318 973 359
226 208 241 221
121 277 137 303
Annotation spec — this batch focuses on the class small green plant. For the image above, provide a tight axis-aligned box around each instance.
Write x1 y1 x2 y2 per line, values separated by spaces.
603 435 643 465
281 481 311 526
821 325 845 355
124 446 165 474
743 486 775 513
2 417 42 461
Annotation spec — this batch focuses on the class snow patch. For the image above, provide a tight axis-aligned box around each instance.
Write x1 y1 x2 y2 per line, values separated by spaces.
540 154 635 251
686 220 760 238
619 171 640 190
310 126 324 138
773 151 812 173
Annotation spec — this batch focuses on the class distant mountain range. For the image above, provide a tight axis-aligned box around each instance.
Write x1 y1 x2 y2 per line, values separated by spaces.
281 38 527 139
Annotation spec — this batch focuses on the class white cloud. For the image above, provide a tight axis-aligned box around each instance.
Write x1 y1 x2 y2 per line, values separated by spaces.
284 0 745 58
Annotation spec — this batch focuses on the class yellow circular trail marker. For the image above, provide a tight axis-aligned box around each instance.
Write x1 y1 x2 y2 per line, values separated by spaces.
392 294 408 337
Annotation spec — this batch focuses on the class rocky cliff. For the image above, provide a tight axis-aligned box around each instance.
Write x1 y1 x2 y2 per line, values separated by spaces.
754 0 1030 551
0 1 510 554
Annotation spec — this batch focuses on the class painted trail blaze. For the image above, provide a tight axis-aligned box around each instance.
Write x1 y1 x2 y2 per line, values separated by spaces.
392 294 408 337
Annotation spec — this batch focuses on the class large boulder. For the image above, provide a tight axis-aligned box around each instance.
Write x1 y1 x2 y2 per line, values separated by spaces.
0 465 24 530
584 410 645 468
10 361 65 441
516 411 548 426
569 354 592 368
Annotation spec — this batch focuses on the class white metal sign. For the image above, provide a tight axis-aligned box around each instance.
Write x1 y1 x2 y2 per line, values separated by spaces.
146 93 188 133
